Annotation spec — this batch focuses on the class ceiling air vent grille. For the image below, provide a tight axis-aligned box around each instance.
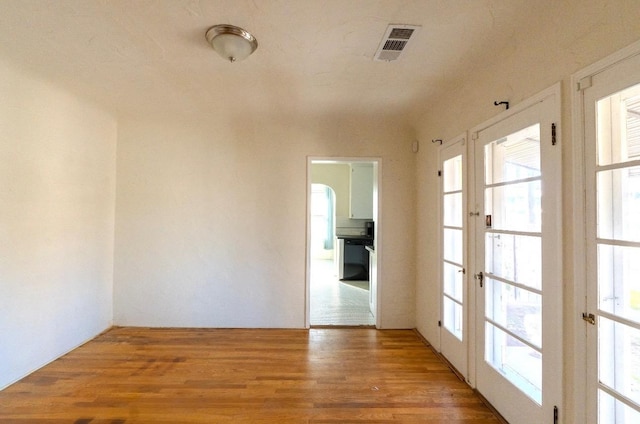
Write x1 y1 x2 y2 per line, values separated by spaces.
389 28 414 39
383 39 408 51
374 24 421 62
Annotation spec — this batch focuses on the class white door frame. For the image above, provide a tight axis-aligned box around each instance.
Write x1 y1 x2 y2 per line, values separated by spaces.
571 39 640 424
305 157 382 329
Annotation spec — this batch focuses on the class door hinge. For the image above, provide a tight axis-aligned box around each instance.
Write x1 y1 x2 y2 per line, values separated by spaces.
438 170 442 177
554 405 559 424
474 271 484 288
438 320 442 327
582 312 596 325
551 123 557 146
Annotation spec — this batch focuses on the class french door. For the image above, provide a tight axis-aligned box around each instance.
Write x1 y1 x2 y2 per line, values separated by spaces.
440 135 467 378
472 87 562 424
582 50 640 423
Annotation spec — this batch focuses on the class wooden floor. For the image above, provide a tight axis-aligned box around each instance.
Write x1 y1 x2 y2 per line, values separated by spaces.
0 327 501 423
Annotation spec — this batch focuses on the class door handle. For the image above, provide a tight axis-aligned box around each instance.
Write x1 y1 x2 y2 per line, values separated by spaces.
474 271 484 288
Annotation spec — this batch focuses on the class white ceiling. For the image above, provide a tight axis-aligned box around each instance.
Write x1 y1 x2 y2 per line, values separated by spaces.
0 0 545 124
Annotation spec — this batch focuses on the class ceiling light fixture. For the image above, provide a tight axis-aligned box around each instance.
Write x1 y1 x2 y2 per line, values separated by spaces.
205 24 258 63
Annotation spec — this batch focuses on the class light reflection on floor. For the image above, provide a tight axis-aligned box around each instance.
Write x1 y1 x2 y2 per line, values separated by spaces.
310 259 375 326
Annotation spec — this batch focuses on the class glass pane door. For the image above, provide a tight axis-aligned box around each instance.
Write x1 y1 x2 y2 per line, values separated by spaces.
440 136 467 378
594 83 640 423
473 87 562 424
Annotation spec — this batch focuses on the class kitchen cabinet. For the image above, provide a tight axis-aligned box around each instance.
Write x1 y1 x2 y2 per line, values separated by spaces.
349 163 373 219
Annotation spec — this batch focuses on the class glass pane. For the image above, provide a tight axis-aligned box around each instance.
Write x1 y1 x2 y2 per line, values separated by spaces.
485 124 541 185
444 296 463 341
442 151 464 344
598 244 640 324
444 228 463 264
443 192 463 227
597 167 640 243
484 180 541 232
627 94 640 160
485 233 541 290
599 317 640 408
597 87 640 166
485 277 542 348
485 322 542 405
443 261 463 302
599 389 640 424
443 155 463 192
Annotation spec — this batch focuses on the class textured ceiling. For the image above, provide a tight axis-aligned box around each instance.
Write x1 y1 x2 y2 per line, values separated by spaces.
0 0 544 124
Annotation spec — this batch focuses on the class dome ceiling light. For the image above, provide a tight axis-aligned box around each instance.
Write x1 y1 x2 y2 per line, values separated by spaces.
205 24 258 63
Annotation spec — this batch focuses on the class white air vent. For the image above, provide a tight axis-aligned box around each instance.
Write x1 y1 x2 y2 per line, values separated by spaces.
374 24 421 62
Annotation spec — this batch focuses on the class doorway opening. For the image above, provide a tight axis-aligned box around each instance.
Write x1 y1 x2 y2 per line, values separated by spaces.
307 159 379 327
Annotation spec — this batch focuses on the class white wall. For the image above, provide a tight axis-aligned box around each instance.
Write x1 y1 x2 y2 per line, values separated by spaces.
413 1 640 422
0 59 117 389
113 113 416 329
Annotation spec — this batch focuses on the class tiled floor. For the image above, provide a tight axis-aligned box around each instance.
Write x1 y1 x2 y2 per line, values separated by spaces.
310 259 375 326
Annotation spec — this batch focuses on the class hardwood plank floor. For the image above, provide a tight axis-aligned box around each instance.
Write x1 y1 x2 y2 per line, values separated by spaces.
0 328 501 423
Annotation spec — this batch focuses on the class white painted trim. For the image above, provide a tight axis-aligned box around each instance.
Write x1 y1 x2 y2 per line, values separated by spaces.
305 159 312 329
570 38 640 424
573 39 640 86
469 83 562 137
467 132 478 388
441 133 467 149
569 66 587 416
305 156 382 328
373 159 382 329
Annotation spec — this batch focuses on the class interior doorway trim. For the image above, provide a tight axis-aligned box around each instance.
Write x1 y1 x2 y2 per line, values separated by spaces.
305 156 382 329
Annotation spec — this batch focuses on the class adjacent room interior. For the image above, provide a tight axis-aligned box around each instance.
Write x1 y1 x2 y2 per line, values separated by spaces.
1 1 640 423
